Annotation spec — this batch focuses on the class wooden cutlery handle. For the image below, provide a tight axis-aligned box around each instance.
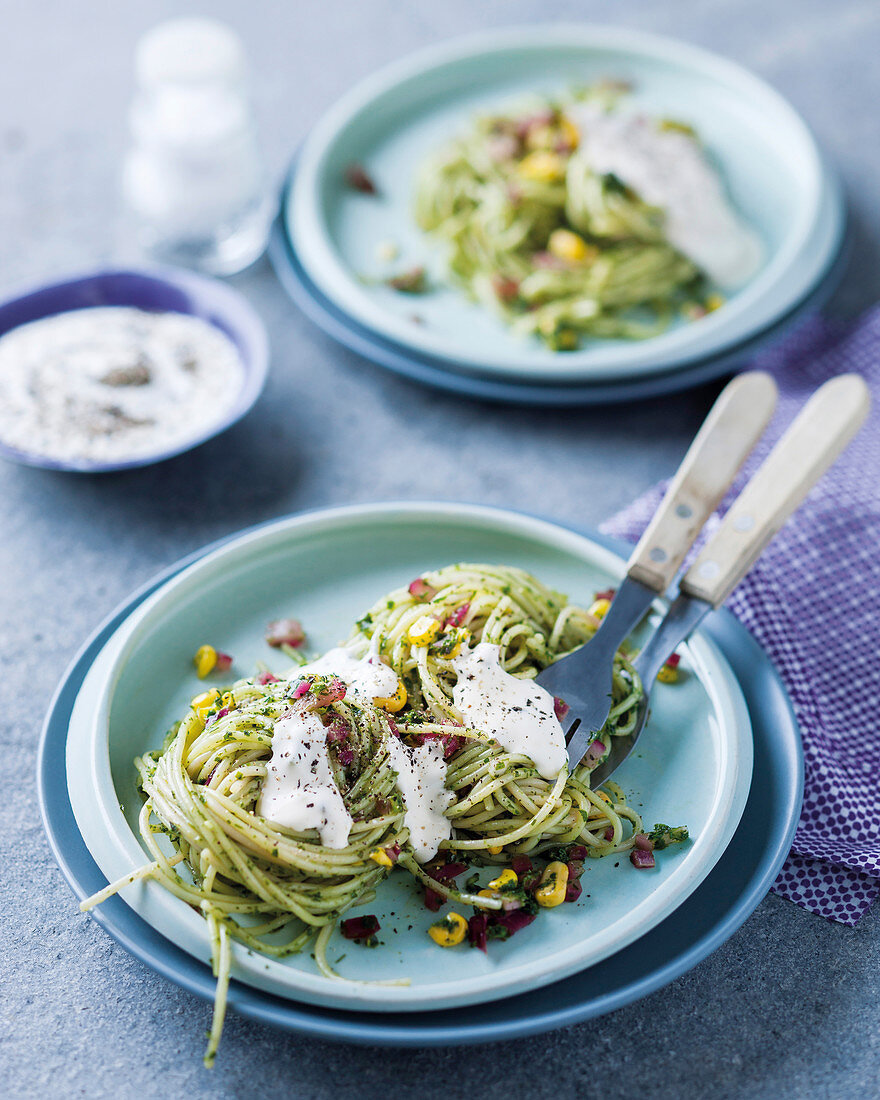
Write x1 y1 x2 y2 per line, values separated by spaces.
627 371 778 593
680 374 871 608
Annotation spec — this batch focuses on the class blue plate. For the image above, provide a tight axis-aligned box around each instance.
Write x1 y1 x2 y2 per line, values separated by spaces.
288 26 837 382
0 266 269 473
38 515 803 1047
269 190 847 406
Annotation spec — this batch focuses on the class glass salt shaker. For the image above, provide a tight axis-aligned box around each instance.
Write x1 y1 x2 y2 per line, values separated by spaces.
123 18 271 275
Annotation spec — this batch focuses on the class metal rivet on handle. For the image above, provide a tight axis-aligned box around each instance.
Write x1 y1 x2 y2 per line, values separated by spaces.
698 561 720 579
649 547 667 562
675 504 693 519
734 513 755 532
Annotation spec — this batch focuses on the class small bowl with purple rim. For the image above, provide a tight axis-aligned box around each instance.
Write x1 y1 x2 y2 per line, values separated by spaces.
0 265 269 473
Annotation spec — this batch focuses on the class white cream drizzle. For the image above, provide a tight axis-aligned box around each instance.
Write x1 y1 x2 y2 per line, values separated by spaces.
451 642 567 780
385 735 454 863
256 708 353 849
268 644 453 862
567 102 763 289
292 644 399 702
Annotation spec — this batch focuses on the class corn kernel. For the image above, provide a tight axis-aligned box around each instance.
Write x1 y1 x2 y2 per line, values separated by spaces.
220 691 237 712
657 665 679 684
486 844 504 856
518 150 565 182
559 115 580 150
191 689 221 720
705 293 725 313
488 869 518 891
548 228 592 263
535 861 569 908
369 848 393 868
374 680 407 713
194 644 217 679
407 615 441 647
588 598 612 619
428 912 467 947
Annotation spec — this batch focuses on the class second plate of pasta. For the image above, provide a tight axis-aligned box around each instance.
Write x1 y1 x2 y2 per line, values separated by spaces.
287 26 835 382
66 503 752 1023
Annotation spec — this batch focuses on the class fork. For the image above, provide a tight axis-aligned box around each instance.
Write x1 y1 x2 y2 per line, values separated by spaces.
536 370 778 760
585 372 870 787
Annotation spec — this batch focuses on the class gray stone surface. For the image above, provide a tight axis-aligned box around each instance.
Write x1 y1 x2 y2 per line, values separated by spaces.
1 1 878 1097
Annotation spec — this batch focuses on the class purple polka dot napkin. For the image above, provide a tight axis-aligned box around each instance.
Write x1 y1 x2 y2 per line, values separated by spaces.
602 309 880 925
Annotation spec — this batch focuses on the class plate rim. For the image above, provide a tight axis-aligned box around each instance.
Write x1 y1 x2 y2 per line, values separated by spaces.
66 501 753 1011
289 23 829 380
38 509 803 1046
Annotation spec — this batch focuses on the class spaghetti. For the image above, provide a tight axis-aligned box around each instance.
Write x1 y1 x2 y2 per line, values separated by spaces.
82 562 670 1065
414 86 715 349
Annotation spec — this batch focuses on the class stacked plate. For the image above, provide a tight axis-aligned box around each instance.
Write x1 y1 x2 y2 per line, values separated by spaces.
40 503 803 1045
271 26 846 405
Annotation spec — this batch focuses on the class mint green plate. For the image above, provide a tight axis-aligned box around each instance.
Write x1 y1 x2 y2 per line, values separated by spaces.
66 503 752 1012
288 26 834 383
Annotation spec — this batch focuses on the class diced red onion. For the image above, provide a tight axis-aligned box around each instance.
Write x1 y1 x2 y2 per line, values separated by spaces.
491 909 536 936
634 833 654 852
603 827 614 841
487 134 520 162
630 848 656 869
214 651 233 672
553 696 570 721
492 275 520 303
567 845 588 862
665 652 681 668
514 109 555 139
441 734 464 760
337 747 354 766
312 678 347 707
510 855 533 876
500 897 523 912
384 844 401 864
468 913 488 953
565 878 583 903
427 861 467 882
266 618 305 648
594 588 616 602
424 886 444 912
566 860 584 881
255 671 280 685
204 706 228 729
532 250 566 270
344 163 377 194
408 577 437 600
340 914 380 940
326 719 351 743
445 603 470 628
584 740 606 768
291 679 311 699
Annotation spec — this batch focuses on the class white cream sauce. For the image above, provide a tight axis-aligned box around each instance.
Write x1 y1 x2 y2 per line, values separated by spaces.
256 708 353 849
385 735 454 863
0 306 245 464
451 642 567 780
292 644 399 702
568 102 763 289
274 644 453 862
